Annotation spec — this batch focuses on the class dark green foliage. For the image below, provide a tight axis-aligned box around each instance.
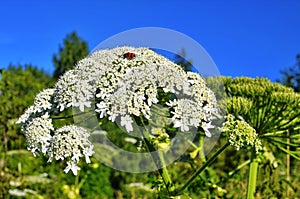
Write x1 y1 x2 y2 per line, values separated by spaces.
80 160 114 199
278 53 300 92
0 65 53 151
0 65 54 198
53 31 89 79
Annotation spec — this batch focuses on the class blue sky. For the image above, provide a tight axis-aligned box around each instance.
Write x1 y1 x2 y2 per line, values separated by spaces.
0 0 299 81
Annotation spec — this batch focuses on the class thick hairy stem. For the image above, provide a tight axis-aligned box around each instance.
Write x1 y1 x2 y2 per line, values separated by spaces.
246 150 259 199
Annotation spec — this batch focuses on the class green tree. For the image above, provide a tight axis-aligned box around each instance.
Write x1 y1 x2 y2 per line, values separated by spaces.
278 53 300 92
53 31 89 79
0 65 53 151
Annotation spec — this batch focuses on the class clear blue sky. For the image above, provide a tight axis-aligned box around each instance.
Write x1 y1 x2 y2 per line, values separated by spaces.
0 0 299 81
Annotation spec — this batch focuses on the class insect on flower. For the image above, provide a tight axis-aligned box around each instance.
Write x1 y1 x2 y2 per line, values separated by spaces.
123 52 135 59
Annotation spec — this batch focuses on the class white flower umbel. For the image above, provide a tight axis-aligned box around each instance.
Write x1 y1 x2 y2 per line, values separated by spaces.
22 113 53 156
17 46 219 175
33 89 55 112
49 125 94 175
16 89 55 125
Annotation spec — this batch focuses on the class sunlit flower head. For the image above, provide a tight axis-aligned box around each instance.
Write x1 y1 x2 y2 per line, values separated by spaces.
17 46 219 174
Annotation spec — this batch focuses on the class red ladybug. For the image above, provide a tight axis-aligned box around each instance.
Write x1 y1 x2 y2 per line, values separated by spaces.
123 52 135 59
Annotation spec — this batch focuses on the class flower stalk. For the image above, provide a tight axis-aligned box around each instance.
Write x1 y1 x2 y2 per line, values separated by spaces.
176 142 230 196
158 150 176 194
199 135 206 163
139 114 175 195
142 136 175 194
246 150 259 199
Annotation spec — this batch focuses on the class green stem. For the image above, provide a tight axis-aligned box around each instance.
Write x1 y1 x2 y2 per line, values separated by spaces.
176 142 230 196
246 150 259 199
158 150 175 193
221 159 251 184
177 132 199 149
228 159 250 177
199 136 206 163
139 116 175 195
143 137 175 195
75 170 80 188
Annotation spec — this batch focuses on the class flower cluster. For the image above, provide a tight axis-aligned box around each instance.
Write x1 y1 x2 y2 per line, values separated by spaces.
222 114 262 153
89 47 218 135
22 113 53 156
49 125 94 175
17 46 219 174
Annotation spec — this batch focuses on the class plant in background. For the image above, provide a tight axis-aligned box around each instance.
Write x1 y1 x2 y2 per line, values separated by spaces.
17 46 222 197
52 31 89 79
222 114 262 153
224 77 300 199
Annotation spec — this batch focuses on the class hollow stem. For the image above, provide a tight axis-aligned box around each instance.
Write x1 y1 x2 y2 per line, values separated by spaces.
246 150 259 199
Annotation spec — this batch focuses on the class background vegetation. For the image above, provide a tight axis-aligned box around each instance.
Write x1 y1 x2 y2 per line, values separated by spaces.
0 32 299 199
